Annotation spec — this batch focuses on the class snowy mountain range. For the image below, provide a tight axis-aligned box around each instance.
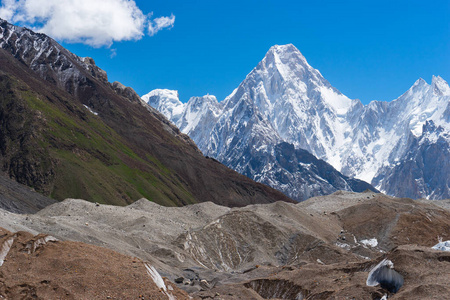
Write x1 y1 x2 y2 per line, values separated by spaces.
144 44 450 201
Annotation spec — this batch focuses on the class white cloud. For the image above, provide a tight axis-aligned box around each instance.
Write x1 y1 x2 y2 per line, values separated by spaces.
0 0 175 47
110 48 117 58
148 14 175 36
0 0 18 21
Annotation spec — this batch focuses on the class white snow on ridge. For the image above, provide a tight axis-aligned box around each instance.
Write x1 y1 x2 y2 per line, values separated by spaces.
143 43 450 200
319 85 353 115
142 89 185 124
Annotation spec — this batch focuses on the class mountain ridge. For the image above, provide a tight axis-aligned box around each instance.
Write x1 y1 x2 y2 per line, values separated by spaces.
146 44 449 200
0 18 293 207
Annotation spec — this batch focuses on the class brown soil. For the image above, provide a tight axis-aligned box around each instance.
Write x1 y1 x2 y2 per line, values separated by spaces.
0 227 189 299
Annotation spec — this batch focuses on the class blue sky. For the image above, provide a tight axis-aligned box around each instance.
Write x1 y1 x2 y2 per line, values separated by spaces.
2 0 449 104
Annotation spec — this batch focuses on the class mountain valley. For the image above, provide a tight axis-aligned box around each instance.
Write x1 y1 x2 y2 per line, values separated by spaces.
0 19 449 300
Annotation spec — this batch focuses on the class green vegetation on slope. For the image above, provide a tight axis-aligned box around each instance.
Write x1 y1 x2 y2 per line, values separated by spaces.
0 74 196 206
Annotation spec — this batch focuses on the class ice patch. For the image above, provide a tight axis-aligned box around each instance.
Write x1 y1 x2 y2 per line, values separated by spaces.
27 236 57 254
360 238 378 248
83 104 99 116
145 263 176 300
0 237 14 267
367 259 393 286
335 241 350 250
145 263 166 291
367 259 403 293
432 240 450 251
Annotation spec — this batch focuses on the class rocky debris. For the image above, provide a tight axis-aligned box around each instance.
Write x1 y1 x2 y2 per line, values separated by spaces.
0 227 189 299
0 190 448 299
111 81 142 103
334 195 450 252
417 198 450 211
195 245 450 299
0 173 56 214
1 192 449 298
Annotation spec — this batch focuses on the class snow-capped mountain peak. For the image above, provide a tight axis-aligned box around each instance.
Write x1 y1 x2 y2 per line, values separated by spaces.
177 94 222 135
141 89 185 124
145 43 449 201
263 44 309 74
431 75 450 96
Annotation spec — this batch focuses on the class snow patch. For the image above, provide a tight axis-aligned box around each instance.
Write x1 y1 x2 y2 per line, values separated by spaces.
432 240 450 251
335 241 350 250
360 238 378 248
0 237 14 267
319 86 353 115
28 235 57 253
83 104 98 116
144 263 176 300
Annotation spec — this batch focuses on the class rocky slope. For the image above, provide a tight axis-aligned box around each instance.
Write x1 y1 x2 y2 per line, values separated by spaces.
229 141 375 201
195 244 450 299
0 227 189 299
373 120 450 199
146 44 450 200
0 18 292 207
0 173 56 214
1 193 449 298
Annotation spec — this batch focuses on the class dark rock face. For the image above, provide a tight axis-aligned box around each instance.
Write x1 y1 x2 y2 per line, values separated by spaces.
0 18 293 207
111 81 142 103
0 75 55 195
373 121 450 199
243 142 377 202
0 173 56 213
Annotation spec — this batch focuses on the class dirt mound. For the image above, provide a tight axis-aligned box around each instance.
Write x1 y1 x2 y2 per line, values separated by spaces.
175 210 289 271
0 227 189 299
336 195 450 250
